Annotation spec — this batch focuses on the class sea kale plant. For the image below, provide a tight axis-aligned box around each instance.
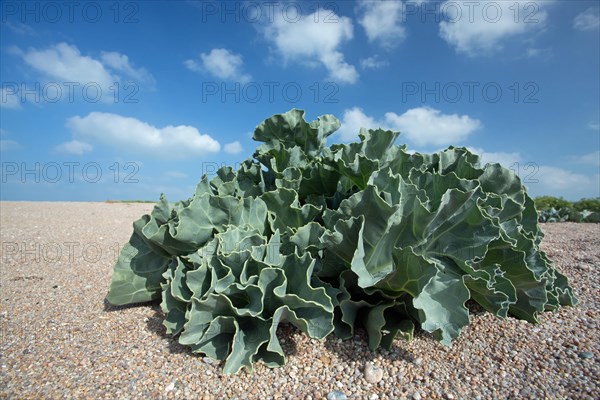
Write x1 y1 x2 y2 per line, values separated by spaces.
107 109 577 373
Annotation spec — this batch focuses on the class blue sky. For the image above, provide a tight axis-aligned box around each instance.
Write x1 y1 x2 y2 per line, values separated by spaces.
1 0 599 201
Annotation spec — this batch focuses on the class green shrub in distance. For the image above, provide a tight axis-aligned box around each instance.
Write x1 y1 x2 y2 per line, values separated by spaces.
573 198 600 213
534 196 572 211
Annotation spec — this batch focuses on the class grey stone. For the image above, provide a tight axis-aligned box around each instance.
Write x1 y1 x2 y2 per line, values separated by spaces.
364 362 383 384
326 390 347 400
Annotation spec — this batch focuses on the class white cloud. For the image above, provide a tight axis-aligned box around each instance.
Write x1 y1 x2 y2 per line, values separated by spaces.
439 0 548 56
54 140 93 155
264 8 358 84
65 112 220 159
185 48 251 83
384 107 481 146
337 106 481 146
19 42 116 88
224 141 243 154
100 51 155 84
4 21 36 35
0 140 20 152
467 147 521 167
574 151 600 167
525 47 552 59
0 88 21 109
587 122 600 130
13 43 153 102
357 0 406 48
183 59 201 72
529 166 599 199
574 7 599 31
337 107 379 141
360 56 389 69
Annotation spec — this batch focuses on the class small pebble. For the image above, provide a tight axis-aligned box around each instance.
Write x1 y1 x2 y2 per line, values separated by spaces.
578 351 593 359
364 362 383 384
326 390 347 400
320 355 331 365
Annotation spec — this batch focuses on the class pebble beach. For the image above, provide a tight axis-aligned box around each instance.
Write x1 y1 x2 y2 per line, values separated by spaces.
1 201 598 399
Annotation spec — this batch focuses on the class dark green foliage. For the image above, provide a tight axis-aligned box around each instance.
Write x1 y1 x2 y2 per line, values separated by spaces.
534 196 572 210
573 198 600 213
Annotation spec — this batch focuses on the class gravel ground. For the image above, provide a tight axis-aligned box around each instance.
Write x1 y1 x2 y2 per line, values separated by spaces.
1 201 598 400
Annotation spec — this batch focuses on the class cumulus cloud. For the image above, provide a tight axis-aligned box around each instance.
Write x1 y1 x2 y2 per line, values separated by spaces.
185 48 251 83
527 166 599 199
11 43 154 102
573 7 599 31
183 59 201 72
65 112 220 159
224 141 243 154
467 147 522 167
385 107 481 146
264 7 358 84
357 0 406 48
360 56 389 69
100 51 155 85
439 0 548 56
336 107 379 141
54 140 93 155
525 47 552 59
4 21 36 35
573 151 600 167
337 106 481 146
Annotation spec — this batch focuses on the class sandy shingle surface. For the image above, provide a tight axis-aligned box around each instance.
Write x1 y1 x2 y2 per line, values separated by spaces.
1 202 598 399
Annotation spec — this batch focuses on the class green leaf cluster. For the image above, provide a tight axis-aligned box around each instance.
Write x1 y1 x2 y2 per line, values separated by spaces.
108 109 577 373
